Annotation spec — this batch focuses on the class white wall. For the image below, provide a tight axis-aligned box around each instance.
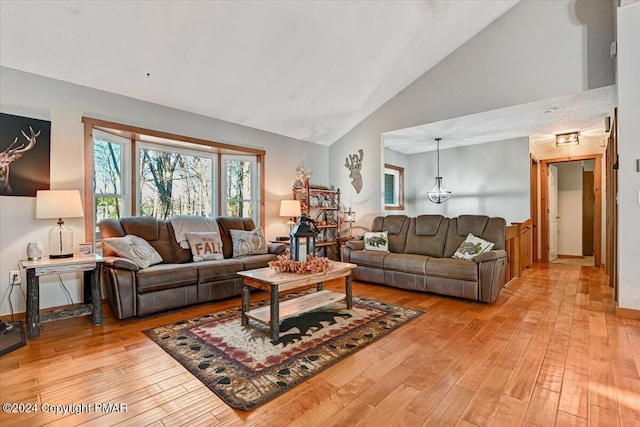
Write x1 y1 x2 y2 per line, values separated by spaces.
329 0 615 230
405 138 530 223
556 162 583 256
616 3 640 310
0 67 328 316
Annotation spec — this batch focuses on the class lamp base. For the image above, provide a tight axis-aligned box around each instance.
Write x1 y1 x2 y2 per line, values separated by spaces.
49 253 73 259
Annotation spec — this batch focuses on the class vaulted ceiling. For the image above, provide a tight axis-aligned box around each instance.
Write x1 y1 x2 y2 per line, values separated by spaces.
0 0 519 146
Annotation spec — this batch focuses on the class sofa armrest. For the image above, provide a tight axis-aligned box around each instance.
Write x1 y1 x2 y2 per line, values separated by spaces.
103 256 140 272
474 249 507 263
268 242 287 255
475 250 508 303
345 240 365 250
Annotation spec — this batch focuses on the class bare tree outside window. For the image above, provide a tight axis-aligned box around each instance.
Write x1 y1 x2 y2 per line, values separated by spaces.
224 158 253 218
139 146 213 219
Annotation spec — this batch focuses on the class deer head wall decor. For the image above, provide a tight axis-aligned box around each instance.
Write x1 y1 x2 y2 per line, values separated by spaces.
345 149 363 194
0 126 40 194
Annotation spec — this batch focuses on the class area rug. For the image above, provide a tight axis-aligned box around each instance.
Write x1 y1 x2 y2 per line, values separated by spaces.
143 295 422 410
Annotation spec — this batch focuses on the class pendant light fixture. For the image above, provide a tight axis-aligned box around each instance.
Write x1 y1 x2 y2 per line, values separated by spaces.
428 137 451 204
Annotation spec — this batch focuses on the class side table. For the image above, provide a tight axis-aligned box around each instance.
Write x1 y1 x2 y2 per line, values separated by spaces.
23 255 104 339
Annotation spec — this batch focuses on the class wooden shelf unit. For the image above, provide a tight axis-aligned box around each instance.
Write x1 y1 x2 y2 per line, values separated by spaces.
293 183 341 260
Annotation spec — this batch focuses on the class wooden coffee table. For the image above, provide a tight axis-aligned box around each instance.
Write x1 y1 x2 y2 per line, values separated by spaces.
238 261 357 340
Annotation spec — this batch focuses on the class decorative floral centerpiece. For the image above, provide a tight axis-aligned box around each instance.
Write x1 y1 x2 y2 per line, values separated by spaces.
269 254 332 274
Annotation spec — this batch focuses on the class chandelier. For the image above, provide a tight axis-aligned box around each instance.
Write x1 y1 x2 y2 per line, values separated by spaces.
427 137 451 204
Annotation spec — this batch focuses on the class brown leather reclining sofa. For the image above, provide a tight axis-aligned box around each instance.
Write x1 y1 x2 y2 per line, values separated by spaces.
98 216 286 319
341 214 507 303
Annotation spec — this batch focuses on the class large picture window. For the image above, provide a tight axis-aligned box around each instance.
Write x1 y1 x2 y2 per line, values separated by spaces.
84 118 265 244
137 142 215 219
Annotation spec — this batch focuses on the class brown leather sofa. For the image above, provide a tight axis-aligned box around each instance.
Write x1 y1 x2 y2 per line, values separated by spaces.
98 216 286 319
341 215 507 303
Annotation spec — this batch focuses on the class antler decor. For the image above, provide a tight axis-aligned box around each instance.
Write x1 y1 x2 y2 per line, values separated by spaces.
0 126 40 194
345 149 363 194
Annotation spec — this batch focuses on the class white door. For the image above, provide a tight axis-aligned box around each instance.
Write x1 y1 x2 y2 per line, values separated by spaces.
548 164 559 261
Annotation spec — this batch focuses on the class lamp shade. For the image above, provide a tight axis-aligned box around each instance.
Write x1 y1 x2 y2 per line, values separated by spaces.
279 200 301 218
36 190 84 219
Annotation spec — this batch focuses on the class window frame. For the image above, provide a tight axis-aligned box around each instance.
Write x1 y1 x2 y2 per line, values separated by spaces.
384 163 405 210
83 117 266 244
92 129 132 233
221 154 260 222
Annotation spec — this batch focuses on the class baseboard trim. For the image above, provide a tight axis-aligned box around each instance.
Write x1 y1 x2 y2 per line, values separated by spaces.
615 303 640 320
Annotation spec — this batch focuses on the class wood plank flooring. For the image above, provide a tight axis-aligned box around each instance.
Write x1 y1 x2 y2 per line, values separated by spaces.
1 262 639 426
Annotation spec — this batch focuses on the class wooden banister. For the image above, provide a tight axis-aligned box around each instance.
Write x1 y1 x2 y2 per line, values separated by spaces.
505 219 533 284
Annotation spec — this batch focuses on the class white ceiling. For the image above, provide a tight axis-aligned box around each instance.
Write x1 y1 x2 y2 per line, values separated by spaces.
0 0 519 146
383 85 616 154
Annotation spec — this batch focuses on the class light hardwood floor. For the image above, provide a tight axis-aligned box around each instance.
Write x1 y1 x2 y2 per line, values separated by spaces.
1 262 639 426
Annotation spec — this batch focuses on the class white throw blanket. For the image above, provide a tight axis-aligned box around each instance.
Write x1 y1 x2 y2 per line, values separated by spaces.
169 215 219 249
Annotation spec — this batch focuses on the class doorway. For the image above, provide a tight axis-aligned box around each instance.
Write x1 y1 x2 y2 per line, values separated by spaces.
540 154 602 267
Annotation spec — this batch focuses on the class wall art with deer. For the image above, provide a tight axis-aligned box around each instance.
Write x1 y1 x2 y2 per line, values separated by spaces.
345 149 363 194
0 113 51 197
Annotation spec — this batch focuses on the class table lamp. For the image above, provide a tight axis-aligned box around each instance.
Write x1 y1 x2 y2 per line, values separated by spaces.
279 200 301 236
344 207 356 237
36 190 84 258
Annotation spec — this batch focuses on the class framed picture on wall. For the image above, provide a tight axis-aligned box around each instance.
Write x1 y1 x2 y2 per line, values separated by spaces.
0 113 51 197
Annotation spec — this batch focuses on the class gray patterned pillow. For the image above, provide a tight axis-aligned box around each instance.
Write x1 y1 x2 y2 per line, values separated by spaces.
101 235 163 268
230 227 267 257
364 231 389 252
452 233 495 260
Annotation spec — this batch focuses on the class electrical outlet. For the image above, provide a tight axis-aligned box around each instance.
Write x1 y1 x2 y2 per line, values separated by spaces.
9 270 21 285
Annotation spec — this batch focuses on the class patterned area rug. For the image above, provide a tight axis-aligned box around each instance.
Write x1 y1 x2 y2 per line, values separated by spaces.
143 295 422 410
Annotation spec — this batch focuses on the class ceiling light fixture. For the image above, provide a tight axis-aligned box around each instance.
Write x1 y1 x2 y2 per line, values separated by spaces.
428 137 451 204
555 131 580 147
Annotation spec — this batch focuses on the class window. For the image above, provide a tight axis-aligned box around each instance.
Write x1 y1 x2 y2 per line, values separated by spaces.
221 155 258 219
93 130 131 237
384 164 404 210
85 118 265 244
137 142 215 219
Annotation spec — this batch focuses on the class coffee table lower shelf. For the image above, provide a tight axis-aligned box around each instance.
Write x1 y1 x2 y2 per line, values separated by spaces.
245 290 345 325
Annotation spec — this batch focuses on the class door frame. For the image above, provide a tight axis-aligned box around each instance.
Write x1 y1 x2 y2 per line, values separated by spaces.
540 154 602 266
531 156 539 262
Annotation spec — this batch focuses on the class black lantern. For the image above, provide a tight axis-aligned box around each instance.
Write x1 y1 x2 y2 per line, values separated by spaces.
289 214 317 261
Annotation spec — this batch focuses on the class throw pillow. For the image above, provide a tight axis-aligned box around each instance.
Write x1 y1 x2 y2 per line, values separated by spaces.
364 231 389 252
452 233 495 260
230 227 268 257
102 235 163 268
186 232 224 261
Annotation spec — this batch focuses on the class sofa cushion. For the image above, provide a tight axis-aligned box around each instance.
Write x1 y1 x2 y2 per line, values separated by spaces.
102 235 163 269
444 215 506 257
195 258 245 282
452 233 495 260
425 258 478 282
230 227 268 257
404 216 449 257
237 253 278 271
136 263 198 293
364 231 389 252
383 253 428 275
349 250 388 269
370 215 409 253
186 231 224 261
217 217 257 259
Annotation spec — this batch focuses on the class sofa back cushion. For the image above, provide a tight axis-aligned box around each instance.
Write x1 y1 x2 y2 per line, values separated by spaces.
404 215 449 257
443 215 506 257
216 216 257 259
99 217 177 263
370 215 409 253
